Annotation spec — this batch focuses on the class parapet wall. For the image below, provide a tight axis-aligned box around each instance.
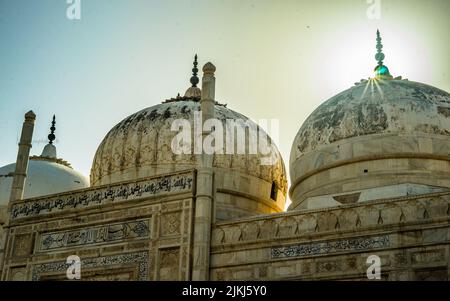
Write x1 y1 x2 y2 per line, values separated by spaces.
210 191 450 280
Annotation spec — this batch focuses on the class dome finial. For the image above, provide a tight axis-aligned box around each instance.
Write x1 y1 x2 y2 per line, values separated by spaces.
48 115 56 144
190 54 199 87
41 115 57 159
373 30 392 79
183 54 202 98
375 29 385 66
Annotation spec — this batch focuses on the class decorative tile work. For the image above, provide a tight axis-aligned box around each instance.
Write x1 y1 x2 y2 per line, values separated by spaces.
271 235 389 259
31 251 149 281
37 219 150 252
11 172 194 219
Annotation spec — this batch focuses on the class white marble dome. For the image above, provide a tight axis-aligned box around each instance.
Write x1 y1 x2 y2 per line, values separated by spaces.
0 156 89 206
91 99 287 188
90 96 287 220
289 79 450 210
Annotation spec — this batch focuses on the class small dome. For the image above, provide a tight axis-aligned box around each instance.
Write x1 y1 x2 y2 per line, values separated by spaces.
0 115 89 206
41 143 57 159
0 158 89 206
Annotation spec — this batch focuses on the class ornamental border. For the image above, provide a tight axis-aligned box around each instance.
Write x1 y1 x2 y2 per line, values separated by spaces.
271 235 390 259
31 251 149 281
10 171 194 220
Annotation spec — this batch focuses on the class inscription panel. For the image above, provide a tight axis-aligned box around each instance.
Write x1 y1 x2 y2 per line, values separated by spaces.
11 172 194 220
37 219 151 252
271 235 390 259
31 251 149 281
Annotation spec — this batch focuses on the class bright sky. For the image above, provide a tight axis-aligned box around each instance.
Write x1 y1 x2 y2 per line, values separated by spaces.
1 0 449 207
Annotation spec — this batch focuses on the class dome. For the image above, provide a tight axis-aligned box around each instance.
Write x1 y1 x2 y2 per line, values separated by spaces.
289 79 450 210
0 157 89 206
91 98 287 220
289 31 450 210
91 56 287 221
0 115 89 207
91 99 286 186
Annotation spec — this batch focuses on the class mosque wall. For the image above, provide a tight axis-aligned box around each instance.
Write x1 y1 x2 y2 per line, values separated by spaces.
1 168 449 281
210 191 450 280
0 170 195 281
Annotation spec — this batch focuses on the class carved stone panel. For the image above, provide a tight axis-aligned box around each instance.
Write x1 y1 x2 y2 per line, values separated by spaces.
9 266 27 281
13 234 34 258
31 251 149 281
242 222 259 241
272 235 390 259
158 248 180 280
160 212 182 236
11 171 194 220
37 219 151 252
277 217 298 237
411 249 445 264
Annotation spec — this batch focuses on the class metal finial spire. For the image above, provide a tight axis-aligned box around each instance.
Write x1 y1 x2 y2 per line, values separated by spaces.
48 115 56 144
375 29 385 66
373 30 392 79
190 54 199 87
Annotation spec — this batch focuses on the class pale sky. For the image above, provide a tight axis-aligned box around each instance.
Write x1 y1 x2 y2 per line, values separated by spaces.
0 0 449 206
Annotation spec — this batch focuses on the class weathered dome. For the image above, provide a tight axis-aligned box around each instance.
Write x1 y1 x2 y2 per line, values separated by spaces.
0 157 89 206
91 98 287 220
289 79 450 210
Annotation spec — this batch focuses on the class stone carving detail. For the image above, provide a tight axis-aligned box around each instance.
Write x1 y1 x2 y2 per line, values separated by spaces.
13 234 33 257
223 226 242 243
212 228 225 244
411 249 445 264
337 209 358 230
297 214 316 233
260 220 278 239
317 212 338 232
277 217 298 237
10 267 26 281
159 248 180 280
11 172 193 219
211 192 450 247
380 204 402 225
160 212 181 236
31 252 149 281
38 219 150 252
317 260 340 273
242 222 259 241
271 235 389 259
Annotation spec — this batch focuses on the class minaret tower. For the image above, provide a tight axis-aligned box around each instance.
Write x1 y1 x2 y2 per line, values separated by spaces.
9 111 36 203
192 62 216 281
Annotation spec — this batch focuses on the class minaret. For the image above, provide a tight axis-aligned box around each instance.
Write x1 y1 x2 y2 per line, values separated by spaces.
192 62 216 281
9 111 36 203
374 29 393 79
